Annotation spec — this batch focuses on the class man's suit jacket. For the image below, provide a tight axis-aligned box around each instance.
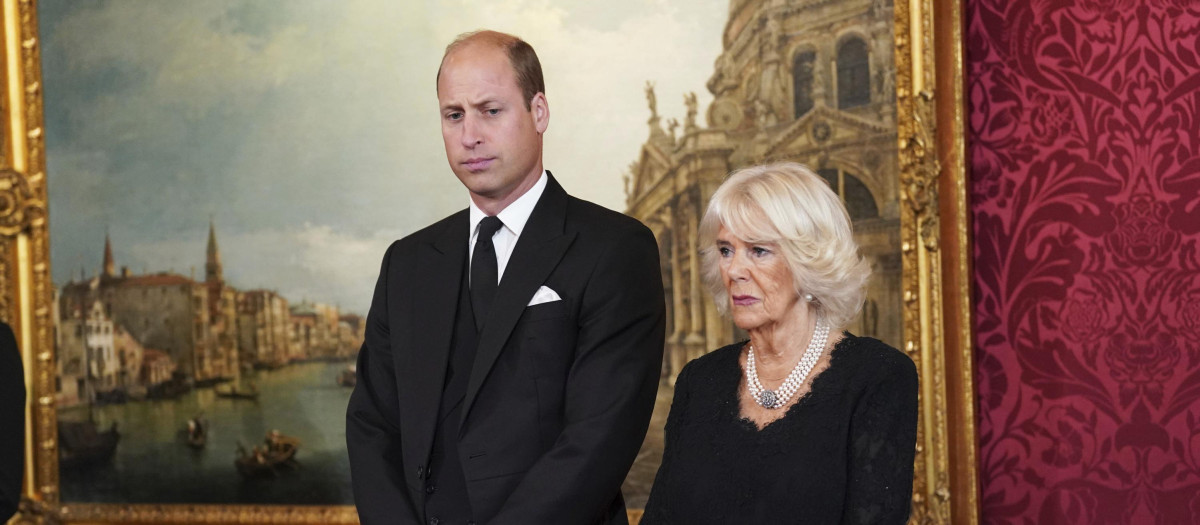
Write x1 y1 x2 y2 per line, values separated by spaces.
1 322 24 521
347 174 666 525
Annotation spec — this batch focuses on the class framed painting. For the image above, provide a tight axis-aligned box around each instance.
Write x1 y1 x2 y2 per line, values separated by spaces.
5 0 977 523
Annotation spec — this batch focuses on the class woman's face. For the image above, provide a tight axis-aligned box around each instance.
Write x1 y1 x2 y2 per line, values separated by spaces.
716 225 803 332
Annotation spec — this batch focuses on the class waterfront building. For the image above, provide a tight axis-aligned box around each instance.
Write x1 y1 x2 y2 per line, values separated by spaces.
111 324 145 393
237 289 291 368
288 311 314 361
338 314 365 358
55 224 363 396
58 235 221 383
140 349 176 390
54 300 120 402
52 289 85 407
288 300 342 360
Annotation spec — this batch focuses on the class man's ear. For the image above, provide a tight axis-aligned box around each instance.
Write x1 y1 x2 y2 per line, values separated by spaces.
531 92 549 134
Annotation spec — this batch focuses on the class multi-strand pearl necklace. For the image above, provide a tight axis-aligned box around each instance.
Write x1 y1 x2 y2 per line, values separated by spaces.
745 318 830 409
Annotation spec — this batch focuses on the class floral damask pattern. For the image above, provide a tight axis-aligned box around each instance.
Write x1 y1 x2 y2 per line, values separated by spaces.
968 1 1200 522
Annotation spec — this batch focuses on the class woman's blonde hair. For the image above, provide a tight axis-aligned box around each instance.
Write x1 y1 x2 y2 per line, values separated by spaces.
698 162 871 330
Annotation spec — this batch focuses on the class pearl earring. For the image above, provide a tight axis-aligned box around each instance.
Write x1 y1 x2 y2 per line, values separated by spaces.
804 293 816 303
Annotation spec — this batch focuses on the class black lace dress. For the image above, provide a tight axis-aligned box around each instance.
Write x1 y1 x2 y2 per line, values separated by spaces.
641 334 918 524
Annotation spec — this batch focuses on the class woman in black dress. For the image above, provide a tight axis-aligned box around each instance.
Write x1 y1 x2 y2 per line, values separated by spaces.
642 163 918 524
1 321 23 522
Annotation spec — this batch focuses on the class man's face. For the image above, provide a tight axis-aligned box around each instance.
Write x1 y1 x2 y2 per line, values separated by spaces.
437 44 548 210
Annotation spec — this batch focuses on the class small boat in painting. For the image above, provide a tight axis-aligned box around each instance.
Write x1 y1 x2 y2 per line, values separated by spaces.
58 420 120 470
216 382 259 400
184 415 207 449
336 364 356 388
235 431 300 478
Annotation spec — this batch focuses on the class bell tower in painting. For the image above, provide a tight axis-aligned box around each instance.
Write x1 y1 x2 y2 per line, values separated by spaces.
205 219 223 285
102 233 116 278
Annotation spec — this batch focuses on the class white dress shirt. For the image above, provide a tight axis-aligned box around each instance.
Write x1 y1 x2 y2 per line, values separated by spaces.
468 171 548 285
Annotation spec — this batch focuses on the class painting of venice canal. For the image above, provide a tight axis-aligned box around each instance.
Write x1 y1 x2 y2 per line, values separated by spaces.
53 225 364 505
58 360 357 504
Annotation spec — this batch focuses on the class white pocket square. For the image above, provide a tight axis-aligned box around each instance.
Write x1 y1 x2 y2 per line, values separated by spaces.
527 286 562 306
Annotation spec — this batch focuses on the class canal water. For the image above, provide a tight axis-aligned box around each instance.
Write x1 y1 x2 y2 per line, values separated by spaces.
59 360 355 505
59 358 676 508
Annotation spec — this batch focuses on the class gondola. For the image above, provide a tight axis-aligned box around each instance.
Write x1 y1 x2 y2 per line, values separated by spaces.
235 433 300 478
336 365 356 387
215 383 259 400
185 416 207 449
58 420 120 470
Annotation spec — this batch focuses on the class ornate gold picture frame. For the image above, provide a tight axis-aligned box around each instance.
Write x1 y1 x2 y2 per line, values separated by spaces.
5 0 977 523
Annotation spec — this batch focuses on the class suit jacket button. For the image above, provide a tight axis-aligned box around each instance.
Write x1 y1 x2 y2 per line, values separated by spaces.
425 485 436 494
427 518 440 525
416 466 425 479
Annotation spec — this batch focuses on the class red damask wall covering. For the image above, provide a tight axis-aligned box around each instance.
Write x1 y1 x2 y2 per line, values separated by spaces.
968 0 1200 523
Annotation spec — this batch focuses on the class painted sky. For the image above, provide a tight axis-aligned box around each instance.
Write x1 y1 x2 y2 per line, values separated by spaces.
41 0 727 314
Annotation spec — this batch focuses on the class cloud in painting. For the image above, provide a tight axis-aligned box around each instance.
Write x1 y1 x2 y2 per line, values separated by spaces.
41 0 726 312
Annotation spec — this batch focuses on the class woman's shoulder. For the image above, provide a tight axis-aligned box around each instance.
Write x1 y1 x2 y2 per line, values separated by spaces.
678 341 744 382
833 333 917 382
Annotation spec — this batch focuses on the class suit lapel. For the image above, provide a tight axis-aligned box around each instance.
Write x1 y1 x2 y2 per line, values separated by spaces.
461 174 576 429
400 210 467 462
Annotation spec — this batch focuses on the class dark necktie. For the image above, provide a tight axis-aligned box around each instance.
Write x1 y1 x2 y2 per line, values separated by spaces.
471 216 504 331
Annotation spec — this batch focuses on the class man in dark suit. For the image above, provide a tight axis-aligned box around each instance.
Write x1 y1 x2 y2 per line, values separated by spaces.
1 321 24 521
346 30 665 525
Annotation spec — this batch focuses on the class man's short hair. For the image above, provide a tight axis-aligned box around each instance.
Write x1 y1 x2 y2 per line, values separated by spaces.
437 30 545 110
